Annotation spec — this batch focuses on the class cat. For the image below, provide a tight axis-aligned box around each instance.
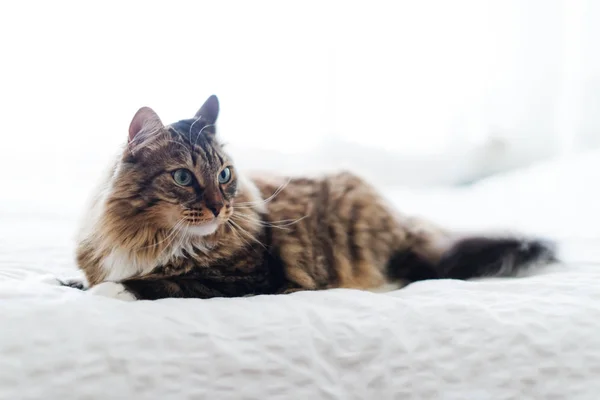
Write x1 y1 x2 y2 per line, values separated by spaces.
75 95 557 301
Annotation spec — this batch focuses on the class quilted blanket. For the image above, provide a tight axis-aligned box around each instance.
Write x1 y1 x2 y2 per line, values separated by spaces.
1 150 599 399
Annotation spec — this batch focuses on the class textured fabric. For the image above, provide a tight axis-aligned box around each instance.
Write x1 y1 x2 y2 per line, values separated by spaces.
1 151 600 399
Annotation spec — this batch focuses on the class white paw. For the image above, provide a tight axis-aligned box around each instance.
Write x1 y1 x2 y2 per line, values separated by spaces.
88 282 136 301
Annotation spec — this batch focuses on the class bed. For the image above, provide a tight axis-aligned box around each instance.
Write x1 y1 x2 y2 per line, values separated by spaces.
1 150 599 399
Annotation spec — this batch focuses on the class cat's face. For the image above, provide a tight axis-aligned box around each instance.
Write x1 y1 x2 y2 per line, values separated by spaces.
112 95 238 237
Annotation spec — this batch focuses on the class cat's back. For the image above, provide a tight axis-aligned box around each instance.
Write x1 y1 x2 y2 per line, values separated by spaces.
248 171 402 290
250 170 382 216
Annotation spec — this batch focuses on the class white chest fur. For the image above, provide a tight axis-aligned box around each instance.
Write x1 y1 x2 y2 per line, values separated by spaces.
101 248 157 281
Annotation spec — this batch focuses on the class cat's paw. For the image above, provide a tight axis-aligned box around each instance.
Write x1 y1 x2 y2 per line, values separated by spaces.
31 274 88 290
57 278 88 290
88 282 137 301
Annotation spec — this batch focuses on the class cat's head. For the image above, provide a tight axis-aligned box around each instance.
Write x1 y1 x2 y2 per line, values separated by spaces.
109 95 241 237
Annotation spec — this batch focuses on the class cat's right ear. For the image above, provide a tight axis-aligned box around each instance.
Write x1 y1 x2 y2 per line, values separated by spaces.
128 107 164 143
195 95 220 126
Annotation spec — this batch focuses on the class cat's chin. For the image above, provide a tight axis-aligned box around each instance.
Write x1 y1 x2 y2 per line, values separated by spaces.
186 221 220 237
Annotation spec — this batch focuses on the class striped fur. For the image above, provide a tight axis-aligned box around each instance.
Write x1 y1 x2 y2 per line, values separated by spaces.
74 95 557 300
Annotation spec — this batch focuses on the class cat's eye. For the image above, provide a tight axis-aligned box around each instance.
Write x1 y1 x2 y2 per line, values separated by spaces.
218 167 232 184
172 169 193 186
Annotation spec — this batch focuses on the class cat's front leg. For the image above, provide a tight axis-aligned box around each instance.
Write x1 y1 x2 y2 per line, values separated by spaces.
32 274 89 290
58 277 88 290
88 282 137 301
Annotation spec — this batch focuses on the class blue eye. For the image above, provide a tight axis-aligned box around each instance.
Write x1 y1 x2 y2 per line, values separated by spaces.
172 169 193 186
218 167 232 184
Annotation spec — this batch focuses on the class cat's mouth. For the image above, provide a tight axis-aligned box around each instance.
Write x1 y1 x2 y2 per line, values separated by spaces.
185 220 220 237
180 207 230 237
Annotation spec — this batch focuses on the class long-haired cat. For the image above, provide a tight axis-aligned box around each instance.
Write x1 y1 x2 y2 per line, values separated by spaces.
75 95 556 300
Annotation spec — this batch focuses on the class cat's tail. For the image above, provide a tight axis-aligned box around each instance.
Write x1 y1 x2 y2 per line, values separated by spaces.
436 236 557 279
389 235 558 282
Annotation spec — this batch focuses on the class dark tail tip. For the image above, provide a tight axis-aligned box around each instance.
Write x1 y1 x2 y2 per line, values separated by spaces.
439 236 558 280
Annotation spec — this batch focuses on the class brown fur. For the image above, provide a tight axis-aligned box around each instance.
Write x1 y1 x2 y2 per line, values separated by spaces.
75 96 556 300
250 173 441 291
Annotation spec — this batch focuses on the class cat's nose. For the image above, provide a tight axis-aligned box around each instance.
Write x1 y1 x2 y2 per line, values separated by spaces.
206 202 224 217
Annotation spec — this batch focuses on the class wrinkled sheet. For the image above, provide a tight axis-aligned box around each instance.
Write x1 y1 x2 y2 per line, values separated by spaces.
1 151 599 399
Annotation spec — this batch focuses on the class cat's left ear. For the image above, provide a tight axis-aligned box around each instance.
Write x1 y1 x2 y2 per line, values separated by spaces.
195 95 220 126
129 107 164 142
127 107 165 154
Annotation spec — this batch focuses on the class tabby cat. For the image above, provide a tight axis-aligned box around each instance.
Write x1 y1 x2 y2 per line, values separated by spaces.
75 95 556 300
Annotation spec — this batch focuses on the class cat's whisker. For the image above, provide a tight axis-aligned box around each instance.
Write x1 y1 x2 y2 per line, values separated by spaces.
228 219 267 250
235 185 289 208
227 221 252 249
232 225 261 251
173 221 190 258
230 212 307 230
232 210 304 224
231 214 282 226
230 215 291 231
155 218 188 262
188 116 203 146
275 215 309 227
233 212 305 226
230 204 272 209
235 178 291 207
139 219 185 250
190 118 215 148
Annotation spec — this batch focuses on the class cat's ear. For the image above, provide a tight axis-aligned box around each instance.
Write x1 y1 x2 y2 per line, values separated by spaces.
128 107 164 143
195 95 220 125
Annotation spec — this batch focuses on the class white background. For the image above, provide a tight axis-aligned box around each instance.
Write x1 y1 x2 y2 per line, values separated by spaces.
1 0 599 189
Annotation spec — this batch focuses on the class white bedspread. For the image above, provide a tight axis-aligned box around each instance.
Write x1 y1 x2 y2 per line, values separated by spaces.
1 151 600 400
